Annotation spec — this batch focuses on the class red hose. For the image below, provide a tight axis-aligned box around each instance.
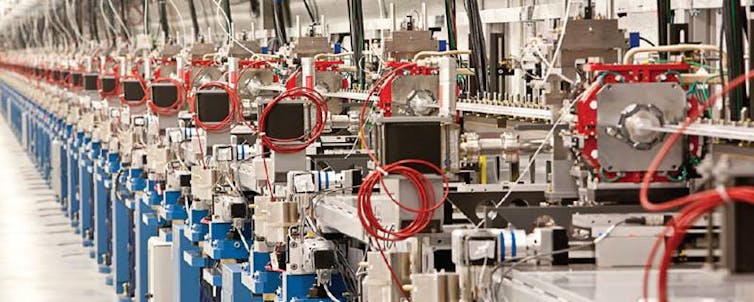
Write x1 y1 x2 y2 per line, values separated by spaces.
257 87 328 200
642 187 754 302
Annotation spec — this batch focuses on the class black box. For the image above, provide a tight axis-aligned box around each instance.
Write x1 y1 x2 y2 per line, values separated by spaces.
99 76 117 94
262 103 305 140
83 73 98 91
382 121 442 173
72 73 83 87
150 83 179 108
195 90 231 123
122 79 146 102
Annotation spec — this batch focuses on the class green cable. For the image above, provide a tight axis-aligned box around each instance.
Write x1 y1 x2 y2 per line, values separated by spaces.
597 71 626 85
648 59 717 71
659 70 682 82
686 81 701 96
668 166 688 182
599 167 621 183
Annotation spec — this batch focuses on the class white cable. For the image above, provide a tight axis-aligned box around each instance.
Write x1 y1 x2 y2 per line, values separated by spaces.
541 0 573 84
323 283 340 302
108 0 131 41
64 0 84 44
99 0 118 41
475 81 599 228
236 228 251 252
167 0 189 45
49 0 73 50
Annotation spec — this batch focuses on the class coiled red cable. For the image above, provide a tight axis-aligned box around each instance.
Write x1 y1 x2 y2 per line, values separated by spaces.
119 67 149 107
189 81 239 132
640 70 754 302
357 159 449 242
353 63 450 301
258 87 328 153
257 87 328 200
148 77 186 116
97 73 120 98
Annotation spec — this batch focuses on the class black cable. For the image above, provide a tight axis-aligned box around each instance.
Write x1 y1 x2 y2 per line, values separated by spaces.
303 0 316 23
656 0 670 58
187 0 201 40
249 0 260 17
158 0 170 40
639 36 656 46
348 0 365 88
222 0 233 40
444 0 457 50
90 0 100 42
464 0 488 94
272 0 288 44
722 0 746 120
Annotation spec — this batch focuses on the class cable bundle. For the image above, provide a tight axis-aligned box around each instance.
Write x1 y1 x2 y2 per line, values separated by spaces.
464 0 488 93
189 81 239 132
258 87 328 153
640 70 754 302
147 77 186 116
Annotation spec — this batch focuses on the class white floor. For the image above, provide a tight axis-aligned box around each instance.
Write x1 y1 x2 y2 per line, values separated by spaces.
0 118 112 301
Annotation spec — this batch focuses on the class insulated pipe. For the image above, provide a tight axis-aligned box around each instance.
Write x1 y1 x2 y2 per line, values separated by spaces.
622 44 726 64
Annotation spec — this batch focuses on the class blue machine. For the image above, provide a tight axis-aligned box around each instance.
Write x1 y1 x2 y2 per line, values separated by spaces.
0 74 355 302
94 150 118 275
134 178 161 302
79 136 96 248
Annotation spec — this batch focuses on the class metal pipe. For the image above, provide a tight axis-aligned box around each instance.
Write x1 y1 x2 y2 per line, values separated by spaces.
390 2 396 32
421 2 427 30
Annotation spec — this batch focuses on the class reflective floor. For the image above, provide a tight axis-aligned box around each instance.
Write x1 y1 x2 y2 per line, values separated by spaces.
0 118 111 301
506 268 754 302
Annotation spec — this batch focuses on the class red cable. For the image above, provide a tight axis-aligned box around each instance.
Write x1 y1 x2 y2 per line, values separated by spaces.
642 187 754 302
258 87 328 153
98 73 120 98
189 81 239 132
148 77 186 116
640 70 754 211
357 159 449 241
353 63 450 301
257 87 328 200
119 67 149 107
637 70 754 301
